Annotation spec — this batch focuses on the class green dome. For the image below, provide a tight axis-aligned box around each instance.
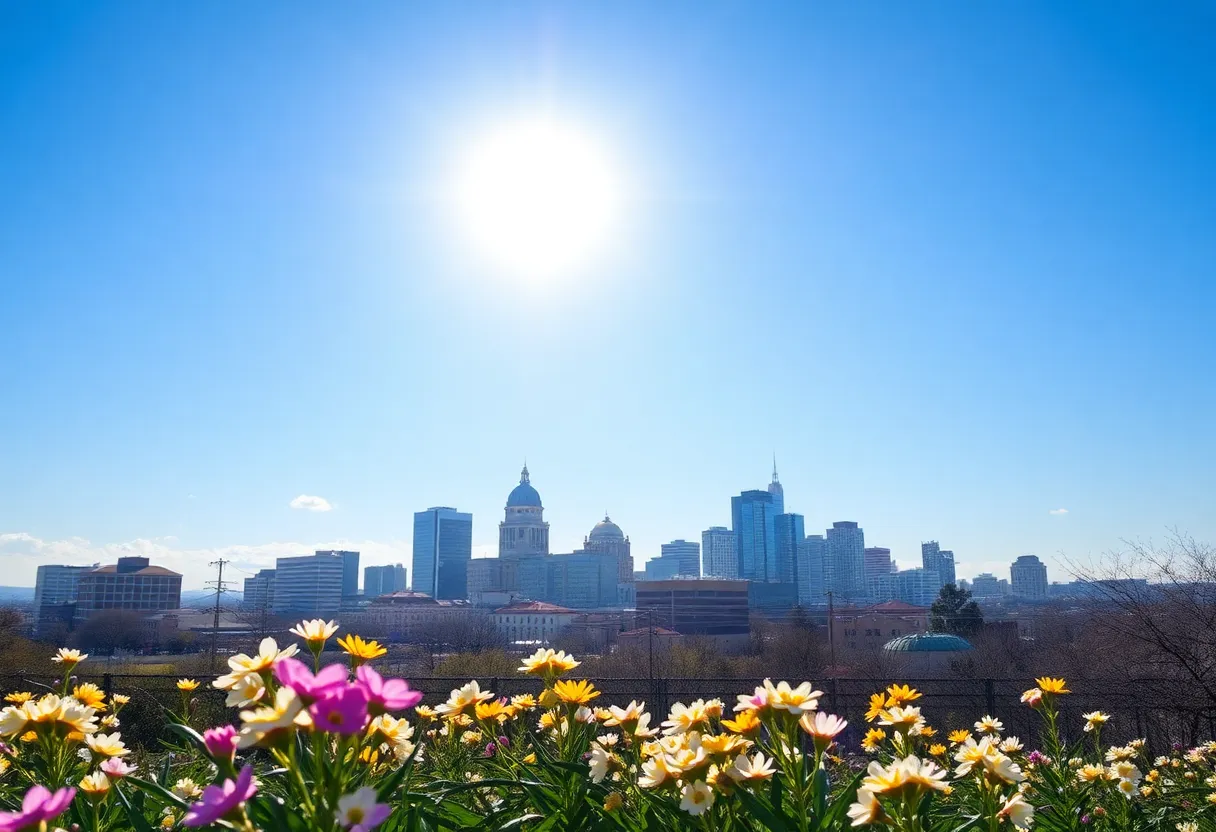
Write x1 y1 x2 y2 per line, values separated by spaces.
883 633 973 653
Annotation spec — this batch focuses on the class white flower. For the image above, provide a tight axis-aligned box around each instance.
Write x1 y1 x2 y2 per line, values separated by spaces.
1000 737 1024 753
213 638 298 690
678 780 714 816
589 745 611 783
335 786 386 830
974 715 1003 735
847 788 882 826
727 751 776 781
998 792 1034 829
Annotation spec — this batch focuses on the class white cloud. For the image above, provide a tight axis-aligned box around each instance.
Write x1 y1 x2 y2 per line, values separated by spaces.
1049 508 1069 515
0 532 412 592
290 495 333 512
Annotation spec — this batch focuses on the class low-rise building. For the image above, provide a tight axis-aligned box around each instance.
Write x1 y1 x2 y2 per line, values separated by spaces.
635 579 749 652
491 600 578 646
353 591 473 641
74 557 183 622
832 600 930 653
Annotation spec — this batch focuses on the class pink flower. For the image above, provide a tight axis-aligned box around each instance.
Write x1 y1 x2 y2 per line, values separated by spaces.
202 725 239 762
0 785 76 832
310 685 370 735
99 758 137 779
275 658 349 704
183 765 257 827
355 665 423 713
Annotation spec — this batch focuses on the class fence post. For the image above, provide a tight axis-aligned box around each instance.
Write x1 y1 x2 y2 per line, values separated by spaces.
984 679 995 715
102 673 113 699
828 677 839 715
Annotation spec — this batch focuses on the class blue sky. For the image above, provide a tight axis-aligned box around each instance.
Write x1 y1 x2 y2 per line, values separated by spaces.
2 2 1214 589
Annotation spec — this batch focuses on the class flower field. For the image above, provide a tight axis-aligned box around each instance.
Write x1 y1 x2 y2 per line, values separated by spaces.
0 622 1212 831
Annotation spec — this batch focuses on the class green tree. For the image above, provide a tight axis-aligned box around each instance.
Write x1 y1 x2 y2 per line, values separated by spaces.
930 583 984 636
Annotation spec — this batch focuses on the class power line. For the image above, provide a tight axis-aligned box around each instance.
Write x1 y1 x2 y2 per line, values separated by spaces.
207 559 233 667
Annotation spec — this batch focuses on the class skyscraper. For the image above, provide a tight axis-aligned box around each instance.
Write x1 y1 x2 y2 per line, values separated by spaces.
364 564 407 597
316 550 360 598
938 550 957 586
701 527 738 579
243 569 276 613
732 490 777 582
797 535 827 606
767 457 784 515
826 521 866 600
864 547 893 580
274 553 343 616
1010 555 1049 598
33 564 93 636
660 540 701 577
773 513 804 586
412 507 473 600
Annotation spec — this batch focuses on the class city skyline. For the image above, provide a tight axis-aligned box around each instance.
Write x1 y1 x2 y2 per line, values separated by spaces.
3 4 1214 590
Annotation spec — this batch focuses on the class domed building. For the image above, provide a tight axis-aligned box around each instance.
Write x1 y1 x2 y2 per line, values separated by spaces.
498 465 549 558
583 514 633 583
882 632 974 674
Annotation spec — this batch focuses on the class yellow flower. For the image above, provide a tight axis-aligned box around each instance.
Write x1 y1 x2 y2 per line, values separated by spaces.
885 684 922 706
414 705 436 720
79 771 110 797
916 725 937 739
176 679 200 692
699 733 752 757
510 694 537 711
948 729 972 744
517 648 580 677
929 743 947 756
603 792 623 812
865 692 889 722
721 710 761 735
111 694 130 706
523 752 537 764
474 700 510 722
85 732 129 758
861 728 886 752
3 693 31 705
553 679 600 706
72 683 107 710
538 711 559 730
51 648 87 667
460 730 483 746
237 688 305 749
289 619 339 647
1035 677 1070 695
337 634 387 663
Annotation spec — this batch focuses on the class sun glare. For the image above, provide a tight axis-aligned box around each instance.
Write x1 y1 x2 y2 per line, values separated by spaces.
453 118 623 280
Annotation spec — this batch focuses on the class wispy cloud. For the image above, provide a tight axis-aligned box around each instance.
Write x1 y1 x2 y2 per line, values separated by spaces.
290 495 333 512
1048 508 1069 515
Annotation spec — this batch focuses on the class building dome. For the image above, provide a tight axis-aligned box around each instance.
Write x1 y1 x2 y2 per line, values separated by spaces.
588 514 625 542
882 633 974 653
506 465 542 508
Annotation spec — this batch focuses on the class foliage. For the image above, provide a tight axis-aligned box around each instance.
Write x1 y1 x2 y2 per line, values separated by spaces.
1 624 1215 831
929 583 985 636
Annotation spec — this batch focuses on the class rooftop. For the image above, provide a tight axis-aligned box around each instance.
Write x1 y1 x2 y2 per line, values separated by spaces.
494 601 576 614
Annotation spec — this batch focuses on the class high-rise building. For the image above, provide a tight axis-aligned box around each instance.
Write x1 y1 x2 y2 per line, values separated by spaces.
797 535 827 606
660 540 701 577
517 551 619 609
316 550 360 598
826 521 866 600
274 553 345 616
364 564 407 597
412 507 473 600
74 557 183 621
732 490 777 582
584 515 634 583
33 564 94 635
644 556 683 581
938 550 957 586
243 569 276 612
701 527 738 579
970 573 1006 598
864 547 893 580
1010 555 1049 598
773 514 804 586
868 568 940 607
767 458 784 515
499 465 549 558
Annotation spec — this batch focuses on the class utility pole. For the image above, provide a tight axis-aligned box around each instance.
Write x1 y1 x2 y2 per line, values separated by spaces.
825 590 836 671
647 608 654 681
207 559 232 668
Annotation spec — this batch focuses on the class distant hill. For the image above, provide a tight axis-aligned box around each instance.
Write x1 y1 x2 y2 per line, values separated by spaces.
181 588 244 607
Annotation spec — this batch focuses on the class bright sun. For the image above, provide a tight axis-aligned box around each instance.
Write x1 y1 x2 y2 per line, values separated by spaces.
453 118 623 279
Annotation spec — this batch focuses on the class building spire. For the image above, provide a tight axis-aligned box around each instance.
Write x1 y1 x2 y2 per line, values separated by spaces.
772 453 779 483
520 461 530 484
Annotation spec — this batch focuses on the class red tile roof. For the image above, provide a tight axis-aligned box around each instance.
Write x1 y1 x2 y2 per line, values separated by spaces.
493 601 576 614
